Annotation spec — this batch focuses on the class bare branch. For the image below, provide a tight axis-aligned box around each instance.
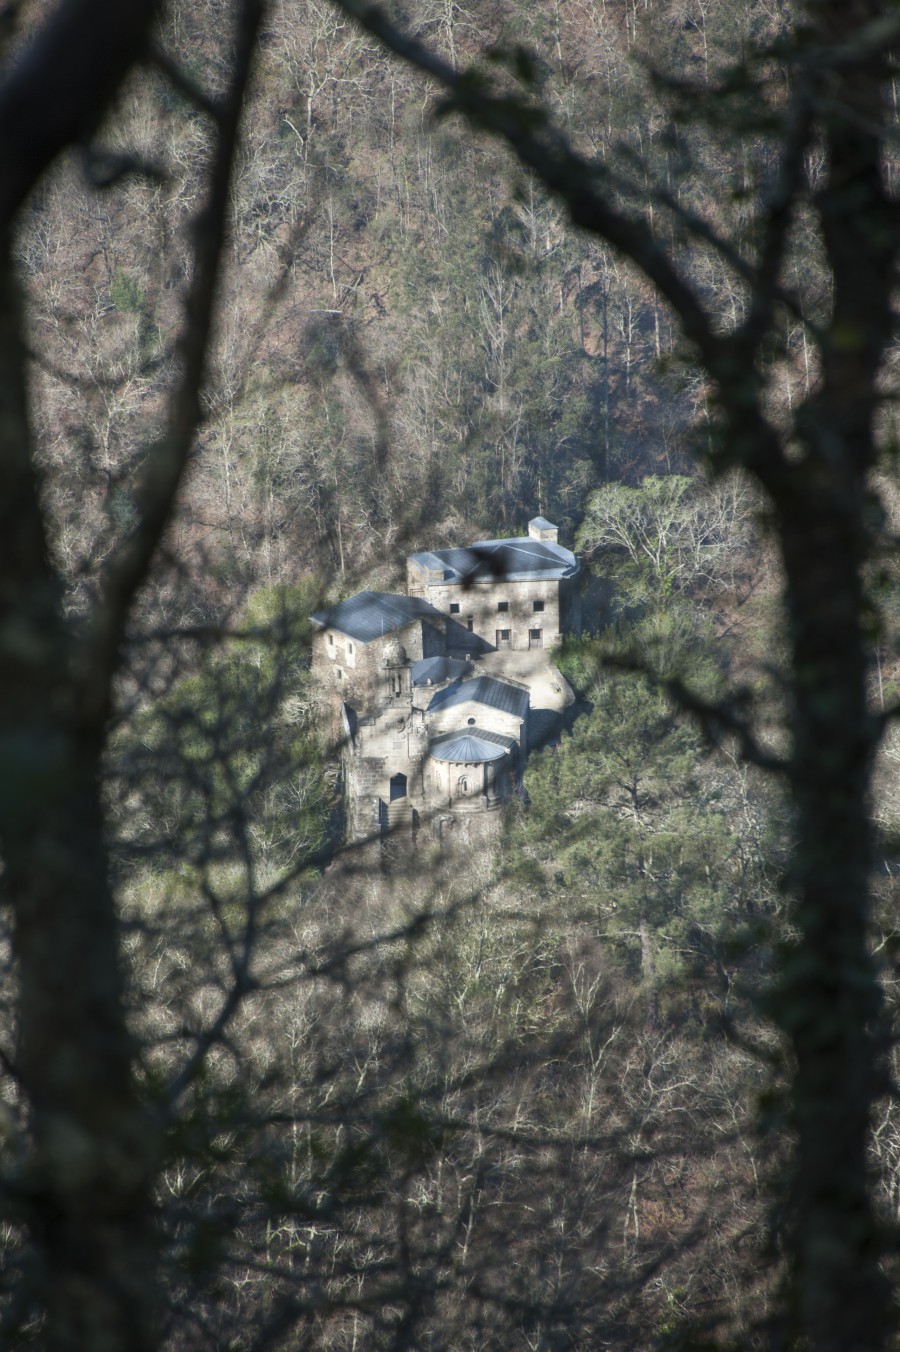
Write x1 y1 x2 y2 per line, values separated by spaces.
0 0 160 221
80 0 265 730
329 1 789 488
331 0 717 362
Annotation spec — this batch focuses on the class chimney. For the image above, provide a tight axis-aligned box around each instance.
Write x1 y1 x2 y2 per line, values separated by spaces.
528 516 559 544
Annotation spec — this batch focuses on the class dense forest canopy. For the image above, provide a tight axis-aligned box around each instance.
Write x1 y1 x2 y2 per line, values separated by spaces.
0 1 900 1350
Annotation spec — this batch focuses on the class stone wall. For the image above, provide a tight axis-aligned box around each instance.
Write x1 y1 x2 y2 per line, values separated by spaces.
343 685 526 841
558 572 582 637
427 751 512 812
406 569 564 651
343 704 432 840
426 696 526 763
312 615 444 708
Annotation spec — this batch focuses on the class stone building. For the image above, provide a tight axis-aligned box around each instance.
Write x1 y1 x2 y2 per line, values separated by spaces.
311 520 578 842
424 675 528 815
310 591 446 710
406 516 581 652
338 670 530 840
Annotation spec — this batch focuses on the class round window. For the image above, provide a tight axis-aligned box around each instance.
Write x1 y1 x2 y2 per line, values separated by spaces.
467 716 476 725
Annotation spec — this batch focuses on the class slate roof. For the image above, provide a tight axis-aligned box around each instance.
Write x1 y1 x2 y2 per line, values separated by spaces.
429 727 518 763
411 655 472 686
408 535 578 584
311 591 445 643
426 675 529 721
529 515 557 531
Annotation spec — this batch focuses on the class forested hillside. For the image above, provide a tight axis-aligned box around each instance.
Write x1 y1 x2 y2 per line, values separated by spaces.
2 1 900 1350
25 0 746 605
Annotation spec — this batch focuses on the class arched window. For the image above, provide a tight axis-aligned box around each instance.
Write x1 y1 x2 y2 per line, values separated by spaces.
389 773 408 802
456 775 469 795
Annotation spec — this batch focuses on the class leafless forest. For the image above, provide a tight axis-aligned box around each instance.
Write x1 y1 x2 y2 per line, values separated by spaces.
2 1 900 1349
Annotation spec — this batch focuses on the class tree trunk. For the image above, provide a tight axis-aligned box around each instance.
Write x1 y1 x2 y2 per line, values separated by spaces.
639 917 659 1030
10 759 160 1352
0 246 159 1351
773 496 888 1351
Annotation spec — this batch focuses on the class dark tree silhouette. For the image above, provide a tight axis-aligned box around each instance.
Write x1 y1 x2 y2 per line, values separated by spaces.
331 1 900 1348
1 1 899 1349
0 3 262 1346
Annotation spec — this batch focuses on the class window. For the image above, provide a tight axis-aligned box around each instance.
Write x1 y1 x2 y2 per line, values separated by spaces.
466 616 474 631
348 642 354 653
467 717 476 726
336 668 343 679
450 602 460 614
497 600 509 612
327 633 336 659
533 600 544 612
496 628 511 646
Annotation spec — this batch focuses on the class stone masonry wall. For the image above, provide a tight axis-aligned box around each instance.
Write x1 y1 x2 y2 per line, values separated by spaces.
312 616 444 708
406 567 563 651
426 698 526 762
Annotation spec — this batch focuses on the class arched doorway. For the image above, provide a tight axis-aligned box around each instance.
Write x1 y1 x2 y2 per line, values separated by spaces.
389 772 407 802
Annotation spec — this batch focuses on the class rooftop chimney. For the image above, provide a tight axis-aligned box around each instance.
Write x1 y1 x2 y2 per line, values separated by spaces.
528 516 558 544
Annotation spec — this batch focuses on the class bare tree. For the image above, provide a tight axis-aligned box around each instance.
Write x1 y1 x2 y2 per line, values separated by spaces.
3 2 898 1349
1 13 743 1352
0 3 262 1346
330 2 900 1348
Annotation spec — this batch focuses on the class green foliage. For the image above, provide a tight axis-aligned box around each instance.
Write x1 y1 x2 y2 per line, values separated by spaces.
112 585 331 877
577 473 753 615
240 578 323 674
515 614 774 993
110 266 148 316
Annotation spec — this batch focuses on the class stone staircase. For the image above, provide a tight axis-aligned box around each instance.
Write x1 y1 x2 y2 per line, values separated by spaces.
381 799 416 835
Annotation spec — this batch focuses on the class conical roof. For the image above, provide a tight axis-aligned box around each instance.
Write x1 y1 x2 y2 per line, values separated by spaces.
429 727 516 763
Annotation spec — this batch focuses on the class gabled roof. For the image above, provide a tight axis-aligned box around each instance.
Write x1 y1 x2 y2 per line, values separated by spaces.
426 675 529 721
529 515 557 531
311 591 445 643
411 655 472 686
408 536 577 584
429 727 518 763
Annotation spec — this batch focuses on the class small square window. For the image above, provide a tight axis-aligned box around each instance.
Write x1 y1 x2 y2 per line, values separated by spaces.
450 602 460 614
498 600 509 612
498 629 511 641
533 600 544 612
